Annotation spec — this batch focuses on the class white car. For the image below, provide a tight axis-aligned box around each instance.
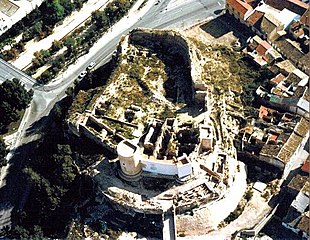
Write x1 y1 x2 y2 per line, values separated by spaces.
87 61 96 70
78 71 87 79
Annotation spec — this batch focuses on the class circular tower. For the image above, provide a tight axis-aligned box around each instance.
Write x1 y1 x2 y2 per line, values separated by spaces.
117 140 142 177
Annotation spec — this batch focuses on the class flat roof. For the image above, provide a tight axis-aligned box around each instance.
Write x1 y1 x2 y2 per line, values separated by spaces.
117 140 137 157
288 174 308 192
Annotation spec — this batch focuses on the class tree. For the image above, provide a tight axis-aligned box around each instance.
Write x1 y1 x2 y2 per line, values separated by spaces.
32 21 43 35
52 144 77 187
0 78 33 132
10 225 30 239
64 37 77 52
39 70 52 84
0 139 7 167
51 0 65 20
51 40 63 53
0 78 33 111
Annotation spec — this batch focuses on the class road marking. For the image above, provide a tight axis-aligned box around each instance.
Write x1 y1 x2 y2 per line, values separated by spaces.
218 1 221 6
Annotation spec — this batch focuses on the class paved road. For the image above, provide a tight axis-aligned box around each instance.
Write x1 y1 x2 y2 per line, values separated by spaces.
0 0 225 232
0 58 36 88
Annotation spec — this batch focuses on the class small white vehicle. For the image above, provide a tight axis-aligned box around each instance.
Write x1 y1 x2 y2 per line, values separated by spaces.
78 70 87 79
87 61 96 70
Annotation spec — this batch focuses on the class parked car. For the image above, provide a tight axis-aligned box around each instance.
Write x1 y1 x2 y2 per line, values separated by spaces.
78 71 87 79
87 61 96 70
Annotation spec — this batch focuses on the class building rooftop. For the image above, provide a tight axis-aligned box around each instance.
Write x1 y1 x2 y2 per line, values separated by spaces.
117 140 137 158
275 60 296 75
270 73 286 85
287 174 309 193
260 144 282 157
275 38 304 67
277 8 300 29
294 117 309 137
0 0 45 36
299 52 310 76
246 10 265 27
301 159 309 173
288 0 309 11
256 41 272 55
277 132 303 163
291 190 309 212
300 7 310 27
227 0 253 17
261 12 282 34
296 213 310 235
266 0 308 15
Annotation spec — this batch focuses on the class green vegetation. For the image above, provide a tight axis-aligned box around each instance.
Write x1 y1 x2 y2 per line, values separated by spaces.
0 78 33 133
0 139 7 167
0 0 87 61
192 40 274 119
8 95 94 238
25 0 138 84
7 67 124 237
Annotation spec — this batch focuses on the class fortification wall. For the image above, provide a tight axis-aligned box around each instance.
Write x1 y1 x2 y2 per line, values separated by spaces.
125 28 204 102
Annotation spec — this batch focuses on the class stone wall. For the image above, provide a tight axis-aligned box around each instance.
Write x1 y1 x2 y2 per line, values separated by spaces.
125 28 205 102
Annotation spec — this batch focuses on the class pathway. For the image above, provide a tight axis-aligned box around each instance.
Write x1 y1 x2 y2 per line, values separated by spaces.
12 0 110 70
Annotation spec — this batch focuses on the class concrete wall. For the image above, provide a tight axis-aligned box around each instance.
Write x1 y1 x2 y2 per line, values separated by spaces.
141 159 192 178
177 162 192 178
141 159 177 176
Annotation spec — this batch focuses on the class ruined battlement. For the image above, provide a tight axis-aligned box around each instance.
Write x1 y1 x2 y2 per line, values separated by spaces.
127 28 205 100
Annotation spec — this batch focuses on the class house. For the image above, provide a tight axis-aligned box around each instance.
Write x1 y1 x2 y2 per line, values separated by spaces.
260 12 284 40
287 173 309 196
269 69 309 97
282 181 309 238
274 35 306 69
276 8 300 31
299 52 310 76
270 73 286 86
289 21 306 39
246 10 265 36
226 0 253 23
258 105 278 122
296 212 310 239
301 158 309 173
299 7 310 30
275 60 296 75
259 117 309 178
265 0 309 15
245 35 282 65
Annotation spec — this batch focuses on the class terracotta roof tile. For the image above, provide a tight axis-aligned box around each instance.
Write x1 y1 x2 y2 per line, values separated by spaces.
294 117 310 137
271 73 286 84
247 10 265 26
227 0 253 17
256 41 271 56
259 105 268 118
300 8 310 27
301 160 309 173
288 0 309 10
297 214 310 234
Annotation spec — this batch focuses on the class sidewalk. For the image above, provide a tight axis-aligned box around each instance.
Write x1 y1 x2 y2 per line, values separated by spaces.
12 0 110 70
46 0 157 89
